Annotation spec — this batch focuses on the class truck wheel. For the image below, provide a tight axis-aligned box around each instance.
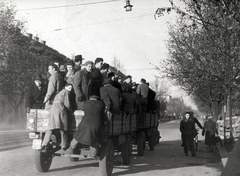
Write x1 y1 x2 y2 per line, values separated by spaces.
69 148 80 161
148 129 156 151
137 131 146 156
121 135 132 165
99 140 114 176
35 150 52 172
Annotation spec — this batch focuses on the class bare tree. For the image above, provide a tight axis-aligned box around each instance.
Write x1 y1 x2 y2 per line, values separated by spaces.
111 56 125 73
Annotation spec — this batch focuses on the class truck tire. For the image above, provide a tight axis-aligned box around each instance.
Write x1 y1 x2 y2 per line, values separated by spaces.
69 148 80 161
99 140 114 176
137 131 146 156
121 135 132 165
148 129 156 151
35 150 52 172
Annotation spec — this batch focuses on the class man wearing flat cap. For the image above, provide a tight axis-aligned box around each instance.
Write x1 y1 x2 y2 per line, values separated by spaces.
73 61 93 110
25 73 47 113
74 55 84 72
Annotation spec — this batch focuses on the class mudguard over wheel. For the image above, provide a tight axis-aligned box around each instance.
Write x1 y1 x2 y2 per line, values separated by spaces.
99 140 114 176
121 135 132 165
137 131 146 156
35 150 53 172
148 128 156 151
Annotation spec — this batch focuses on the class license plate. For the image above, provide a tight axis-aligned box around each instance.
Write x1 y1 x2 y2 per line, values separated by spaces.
32 139 42 149
29 133 36 139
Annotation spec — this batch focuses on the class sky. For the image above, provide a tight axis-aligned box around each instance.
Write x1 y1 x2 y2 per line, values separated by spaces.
13 0 176 82
12 0 197 110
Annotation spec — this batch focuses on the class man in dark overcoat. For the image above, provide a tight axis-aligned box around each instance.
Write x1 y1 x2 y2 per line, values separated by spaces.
108 72 122 93
91 57 103 97
146 82 156 113
70 95 105 157
100 78 121 116
121 84 138 115
73 61 93 110
180 112 196 157
25 74 47 113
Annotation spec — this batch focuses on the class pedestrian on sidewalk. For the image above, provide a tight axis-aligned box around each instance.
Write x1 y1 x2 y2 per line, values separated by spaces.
202 116 218 152
180 112 196 157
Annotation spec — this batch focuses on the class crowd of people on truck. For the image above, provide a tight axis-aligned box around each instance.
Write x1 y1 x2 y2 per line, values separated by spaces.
25 55 157 156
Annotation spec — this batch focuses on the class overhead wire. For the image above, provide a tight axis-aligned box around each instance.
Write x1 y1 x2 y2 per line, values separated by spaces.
39 13 154 33
17 0 120 11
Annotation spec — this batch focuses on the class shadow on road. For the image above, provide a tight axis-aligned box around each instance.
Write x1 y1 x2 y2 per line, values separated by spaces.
112 140 222 176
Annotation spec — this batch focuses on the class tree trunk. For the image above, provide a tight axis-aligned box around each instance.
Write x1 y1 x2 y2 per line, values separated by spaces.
211 101 219 121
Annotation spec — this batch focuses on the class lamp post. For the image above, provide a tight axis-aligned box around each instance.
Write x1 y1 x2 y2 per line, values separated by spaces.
124 0 133 12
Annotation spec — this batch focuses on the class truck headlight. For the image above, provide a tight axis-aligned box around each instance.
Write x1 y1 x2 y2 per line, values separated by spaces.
29 117 34 124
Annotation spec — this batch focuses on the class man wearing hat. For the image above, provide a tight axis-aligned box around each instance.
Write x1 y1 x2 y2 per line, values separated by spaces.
122 75 132 93
73 61 93 110
25 73 47 113
100 78 121 117
74 55 84 72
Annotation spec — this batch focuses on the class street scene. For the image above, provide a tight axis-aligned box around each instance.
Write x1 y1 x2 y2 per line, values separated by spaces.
0 120 222 176
0 0 240 176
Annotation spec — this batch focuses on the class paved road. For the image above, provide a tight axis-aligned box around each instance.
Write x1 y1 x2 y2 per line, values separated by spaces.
0 119 222 176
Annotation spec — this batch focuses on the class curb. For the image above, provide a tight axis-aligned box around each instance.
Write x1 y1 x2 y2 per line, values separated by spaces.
0 142 32 152
216 143 229 167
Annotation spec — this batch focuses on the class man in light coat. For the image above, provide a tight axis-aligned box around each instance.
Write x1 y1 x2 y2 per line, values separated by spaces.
44 64 64 110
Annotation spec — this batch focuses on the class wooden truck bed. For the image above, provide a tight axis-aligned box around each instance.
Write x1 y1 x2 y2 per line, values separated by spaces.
26 109 145 136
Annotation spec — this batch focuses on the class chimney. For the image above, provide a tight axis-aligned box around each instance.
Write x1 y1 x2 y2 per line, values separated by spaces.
40 40 46 45
34 36 39 42
27 33 33 39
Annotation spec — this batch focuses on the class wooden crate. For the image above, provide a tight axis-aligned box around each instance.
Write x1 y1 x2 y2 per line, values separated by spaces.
109 114 122 135
139 113 158 128
122 115 130 133
130 114 137 131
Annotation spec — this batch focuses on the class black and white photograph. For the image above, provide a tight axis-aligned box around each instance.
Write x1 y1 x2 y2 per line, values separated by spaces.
0 0 239 176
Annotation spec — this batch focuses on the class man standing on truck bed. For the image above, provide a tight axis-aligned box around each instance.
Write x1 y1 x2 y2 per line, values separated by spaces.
25 73 47 113
100 78 121 120
73 61 93 110
44 63 64 110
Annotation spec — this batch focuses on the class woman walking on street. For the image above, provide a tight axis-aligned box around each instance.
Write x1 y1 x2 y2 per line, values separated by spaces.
202 116 218 152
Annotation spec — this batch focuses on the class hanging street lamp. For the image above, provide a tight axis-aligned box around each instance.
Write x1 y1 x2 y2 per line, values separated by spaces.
124 0 133 12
